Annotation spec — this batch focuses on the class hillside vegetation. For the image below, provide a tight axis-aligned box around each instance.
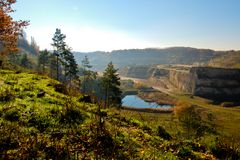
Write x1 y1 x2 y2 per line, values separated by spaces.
1 69 233 159
1 0 240 159
208 51 240 68
74 47 228 71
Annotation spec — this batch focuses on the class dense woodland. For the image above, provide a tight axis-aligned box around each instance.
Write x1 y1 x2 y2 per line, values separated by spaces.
0 0 240 159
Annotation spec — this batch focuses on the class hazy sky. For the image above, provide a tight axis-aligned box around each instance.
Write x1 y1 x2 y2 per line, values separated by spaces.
12 0 240 52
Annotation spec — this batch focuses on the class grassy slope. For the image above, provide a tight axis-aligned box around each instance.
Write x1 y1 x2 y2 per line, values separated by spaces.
173 94 240 137
133 87 240 138
0 69 229 159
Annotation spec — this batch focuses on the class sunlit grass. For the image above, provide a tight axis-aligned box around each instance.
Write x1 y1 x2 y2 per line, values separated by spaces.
0 69 239 159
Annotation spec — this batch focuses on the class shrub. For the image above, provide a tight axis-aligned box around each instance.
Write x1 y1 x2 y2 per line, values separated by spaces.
142 124 152 133
157 126 172 140
177 146 194 159
37 90 45 98
54 83 68 94
174 103 216 138
23 83 34 91
129 118 143 127
4 108 21 122
173 101 191 117
0 123 21 154
90 130 127 159
79 95 92 103
28 114 53 132
44 144 68 159
60 101 86 125
93 134 115 158
211 137 240 160
49 106 61 115
0 87 15 101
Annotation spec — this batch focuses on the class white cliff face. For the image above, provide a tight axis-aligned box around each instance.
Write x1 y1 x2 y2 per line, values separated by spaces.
169 67 240 101
120 65 240 101
168 70 194 93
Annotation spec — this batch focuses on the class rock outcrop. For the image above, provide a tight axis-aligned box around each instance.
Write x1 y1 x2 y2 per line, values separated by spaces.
169 67 240 101
191 67 240 100
168 70 195 93
119 65 240 101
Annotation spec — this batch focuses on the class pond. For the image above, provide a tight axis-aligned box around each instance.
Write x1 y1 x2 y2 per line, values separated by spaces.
122 95 172 109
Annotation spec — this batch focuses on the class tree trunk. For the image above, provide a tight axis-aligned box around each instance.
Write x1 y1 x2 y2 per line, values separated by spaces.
56 56 59 80
0 59 3 69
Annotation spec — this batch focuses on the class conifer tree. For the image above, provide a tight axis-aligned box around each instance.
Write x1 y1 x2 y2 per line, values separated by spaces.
81 55 97 94
64 48 78 80
8 52 21 65
49 52 58 79
51 28 79 81
51 28 66 80
20 53 31 68
101 62 122 108
51 28 66 52
38 49 49 73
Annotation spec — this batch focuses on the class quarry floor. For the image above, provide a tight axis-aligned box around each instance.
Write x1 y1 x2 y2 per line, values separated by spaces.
120 76 178 95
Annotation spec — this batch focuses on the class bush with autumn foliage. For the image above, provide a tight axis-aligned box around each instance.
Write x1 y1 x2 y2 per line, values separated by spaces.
174 101 217 138
0 0 28 67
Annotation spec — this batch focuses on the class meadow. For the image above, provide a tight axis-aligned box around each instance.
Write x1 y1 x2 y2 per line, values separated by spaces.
0 69 239 159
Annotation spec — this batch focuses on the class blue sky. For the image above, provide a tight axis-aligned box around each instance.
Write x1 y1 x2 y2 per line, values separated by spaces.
12 0 240 51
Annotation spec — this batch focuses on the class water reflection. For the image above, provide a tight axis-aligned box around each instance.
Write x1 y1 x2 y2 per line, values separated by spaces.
122 95 172 109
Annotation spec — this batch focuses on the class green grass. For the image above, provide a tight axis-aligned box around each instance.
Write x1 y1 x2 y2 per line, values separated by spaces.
137 90 240 137
0 69 239 159
173 94 240 137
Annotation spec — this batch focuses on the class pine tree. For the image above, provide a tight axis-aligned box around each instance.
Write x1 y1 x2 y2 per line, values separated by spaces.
51 28 66 80
8 52 21 65
81 55 97 94
64 48 78 80
51 28 79 81
51 28 67 64
20 53 31 68
51 28 66 52
38 49 49 73
101 62 122 108
49 52 58 79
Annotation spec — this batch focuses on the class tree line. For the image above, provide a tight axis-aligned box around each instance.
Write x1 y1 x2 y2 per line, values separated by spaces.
0 0 122 108
37 28 121 108
6 29 121 108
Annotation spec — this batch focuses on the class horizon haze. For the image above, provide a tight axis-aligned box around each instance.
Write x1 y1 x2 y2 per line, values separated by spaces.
12 0 240 52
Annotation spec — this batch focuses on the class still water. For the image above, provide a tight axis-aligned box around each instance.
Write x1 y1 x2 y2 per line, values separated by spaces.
122 95 172 109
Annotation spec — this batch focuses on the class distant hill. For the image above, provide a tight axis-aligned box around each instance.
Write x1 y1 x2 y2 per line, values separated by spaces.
74 47 229 71
208 50 240 69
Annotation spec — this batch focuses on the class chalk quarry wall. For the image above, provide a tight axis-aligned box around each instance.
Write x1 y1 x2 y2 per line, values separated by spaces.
168 70 195 93
169 67 240 100
120 65 240 100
